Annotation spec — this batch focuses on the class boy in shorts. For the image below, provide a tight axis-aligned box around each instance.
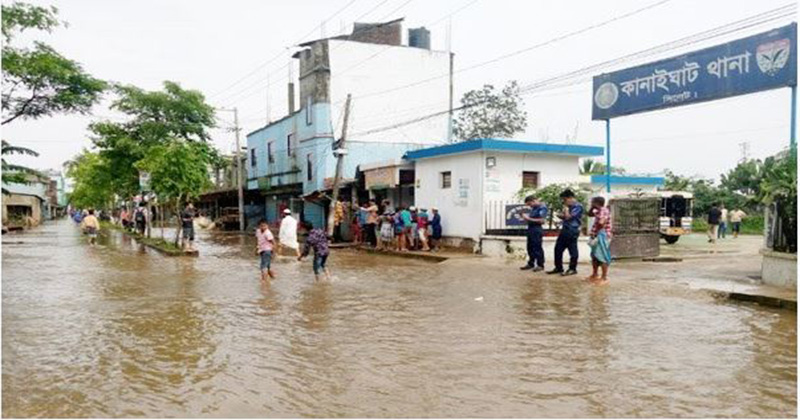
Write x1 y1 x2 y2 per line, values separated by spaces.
255 219 276 281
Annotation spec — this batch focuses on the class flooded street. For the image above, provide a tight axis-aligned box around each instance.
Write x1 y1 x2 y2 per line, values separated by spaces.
2 220 796 417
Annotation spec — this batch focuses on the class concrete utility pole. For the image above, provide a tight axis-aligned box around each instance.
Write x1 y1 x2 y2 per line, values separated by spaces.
219 106 246 231
233 107 245 231
447 17 454 144
327 94 352 237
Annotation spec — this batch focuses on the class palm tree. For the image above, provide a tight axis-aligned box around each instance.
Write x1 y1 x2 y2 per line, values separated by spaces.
2 140 41 194
580 159 597 175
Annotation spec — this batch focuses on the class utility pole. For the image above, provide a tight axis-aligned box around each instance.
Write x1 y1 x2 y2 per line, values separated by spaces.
233 107 245 231
447 17 454 144
738 141 750 163
327 94 352 237
219 106 246 231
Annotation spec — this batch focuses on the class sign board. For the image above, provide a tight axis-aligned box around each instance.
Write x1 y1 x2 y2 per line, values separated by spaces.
138 171 150 191
365 167 396 190
592 23 797 120
505 204 529 226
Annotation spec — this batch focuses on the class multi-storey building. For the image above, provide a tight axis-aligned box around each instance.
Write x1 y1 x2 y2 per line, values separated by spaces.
246 18 451 229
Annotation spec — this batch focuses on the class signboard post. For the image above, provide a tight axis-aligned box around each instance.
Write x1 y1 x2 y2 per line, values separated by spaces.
593 23 797 192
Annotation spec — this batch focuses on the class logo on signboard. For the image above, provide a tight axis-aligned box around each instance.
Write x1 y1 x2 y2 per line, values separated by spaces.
594 82 619 109
756 38 791 76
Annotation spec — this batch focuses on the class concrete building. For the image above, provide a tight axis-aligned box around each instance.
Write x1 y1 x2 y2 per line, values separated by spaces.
246 18 451 229
2 181 48 228
405 139 605 251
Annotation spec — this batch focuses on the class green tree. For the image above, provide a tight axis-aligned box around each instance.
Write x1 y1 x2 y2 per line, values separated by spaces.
580 158 626 175
89 81 218 200
720 158 763 198
1 2 106 125
758 148 796 252
65 150 115 209
452 81 527 141
136 140 214 245
1 139 41 193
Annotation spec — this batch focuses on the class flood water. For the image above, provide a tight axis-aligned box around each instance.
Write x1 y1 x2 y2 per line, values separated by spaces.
2 220 796 417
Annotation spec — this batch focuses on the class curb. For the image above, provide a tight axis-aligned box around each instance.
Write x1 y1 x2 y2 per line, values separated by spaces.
358 247 449 262
705 289 797 311
103 223 198 257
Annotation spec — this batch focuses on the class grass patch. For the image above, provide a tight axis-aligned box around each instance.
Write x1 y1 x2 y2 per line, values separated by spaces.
691 216 763 235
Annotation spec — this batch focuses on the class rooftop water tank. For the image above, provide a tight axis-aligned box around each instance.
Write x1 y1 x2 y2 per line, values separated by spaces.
408 27 431 50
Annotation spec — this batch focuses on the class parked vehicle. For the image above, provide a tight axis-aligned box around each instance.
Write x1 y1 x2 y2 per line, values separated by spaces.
658 191 693 244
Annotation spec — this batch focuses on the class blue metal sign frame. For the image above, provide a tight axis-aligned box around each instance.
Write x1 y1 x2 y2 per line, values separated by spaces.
592 23 797 120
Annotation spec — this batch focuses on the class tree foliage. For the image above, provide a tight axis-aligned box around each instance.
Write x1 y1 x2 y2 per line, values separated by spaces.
88 81 218 200
1 139 41 193
452 81 527 141
580 158 626 175
758 148 796 252
65 150 115 209
1 2 106 125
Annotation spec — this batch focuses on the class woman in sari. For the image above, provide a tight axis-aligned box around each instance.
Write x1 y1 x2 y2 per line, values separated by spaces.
587 196 612 285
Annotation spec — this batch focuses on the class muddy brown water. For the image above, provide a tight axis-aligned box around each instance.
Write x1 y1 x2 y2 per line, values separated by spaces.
2 220 796 417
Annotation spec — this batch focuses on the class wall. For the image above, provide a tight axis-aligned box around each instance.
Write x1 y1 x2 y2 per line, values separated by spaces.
482 152 582 202
760 250 797 288
327 39 450 146
2 194 43 225
414 152 484 241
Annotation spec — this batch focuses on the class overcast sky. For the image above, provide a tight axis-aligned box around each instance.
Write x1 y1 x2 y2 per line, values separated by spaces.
3 0 797 181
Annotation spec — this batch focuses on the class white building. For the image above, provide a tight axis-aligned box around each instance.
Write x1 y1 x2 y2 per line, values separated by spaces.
405 139 605 246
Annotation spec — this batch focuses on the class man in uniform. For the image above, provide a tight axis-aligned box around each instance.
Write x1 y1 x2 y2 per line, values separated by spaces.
547 189 583 276
520 195 548 272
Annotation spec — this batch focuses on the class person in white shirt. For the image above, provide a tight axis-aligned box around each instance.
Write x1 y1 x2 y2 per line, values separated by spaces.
729 208 747 238
717 204 728 239
278 208 300 257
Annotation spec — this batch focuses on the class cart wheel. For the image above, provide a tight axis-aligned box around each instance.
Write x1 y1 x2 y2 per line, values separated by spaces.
663 235 680 244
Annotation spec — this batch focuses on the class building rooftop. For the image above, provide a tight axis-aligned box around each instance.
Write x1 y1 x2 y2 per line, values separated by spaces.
404 139 605 160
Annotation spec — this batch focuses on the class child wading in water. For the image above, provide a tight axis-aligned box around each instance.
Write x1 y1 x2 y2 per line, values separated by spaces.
587 196 612 286
298 221 331 281
255 219 276 282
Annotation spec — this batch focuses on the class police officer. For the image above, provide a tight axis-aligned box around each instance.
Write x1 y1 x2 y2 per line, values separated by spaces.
547 189 583 276
520 195 548 272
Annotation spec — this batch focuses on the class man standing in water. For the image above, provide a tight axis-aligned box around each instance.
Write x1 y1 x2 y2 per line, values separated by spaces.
547 189 583 276
255 219 276 281
180 203 197 252
298 221 331 281
81 209 100 246
278 208 301 257
520 195 547 272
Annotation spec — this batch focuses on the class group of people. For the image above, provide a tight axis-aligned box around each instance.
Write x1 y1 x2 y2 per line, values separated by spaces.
346 199 443 252
256 209 331 282
706 203 747 243
519 189 612 285
117 203 150 237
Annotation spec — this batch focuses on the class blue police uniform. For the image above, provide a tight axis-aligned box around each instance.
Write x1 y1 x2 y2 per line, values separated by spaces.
525 204 548 268
554 202 583 272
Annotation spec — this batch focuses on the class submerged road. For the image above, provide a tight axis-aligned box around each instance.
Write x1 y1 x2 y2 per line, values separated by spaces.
2 220 796 417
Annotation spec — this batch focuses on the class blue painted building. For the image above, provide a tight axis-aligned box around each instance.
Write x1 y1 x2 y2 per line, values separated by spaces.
245 18 451 230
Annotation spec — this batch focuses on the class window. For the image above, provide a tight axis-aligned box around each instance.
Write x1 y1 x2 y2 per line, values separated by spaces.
287 133 295 156
267 141 274 164
307 154 313 181
522 171 540 189
305 96 313 125
250 148 257 167
440 171 452 189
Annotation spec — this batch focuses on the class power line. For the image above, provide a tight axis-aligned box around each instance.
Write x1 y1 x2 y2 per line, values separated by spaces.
347 5 796 137
349 0 674 102
208 0 361 100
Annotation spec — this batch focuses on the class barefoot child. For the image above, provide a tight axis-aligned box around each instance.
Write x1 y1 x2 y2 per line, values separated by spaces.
255 219 276 281
298 221 331 281
587 196 612 285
